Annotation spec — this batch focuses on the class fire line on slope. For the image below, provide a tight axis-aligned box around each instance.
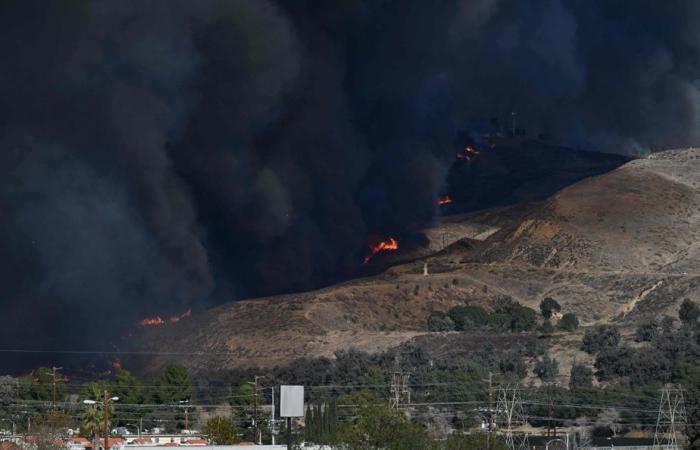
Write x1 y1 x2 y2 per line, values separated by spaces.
363 237 399 264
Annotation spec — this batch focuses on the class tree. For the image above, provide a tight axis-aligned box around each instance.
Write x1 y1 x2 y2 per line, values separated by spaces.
492 295 518 315
154 364 191 404
569 364 593 391
534 354 559 382
499 353 527 380
540 297 561 319
582 325 620 354
81 382 113 443
20 367 65 402
427 311 455 332
337 395 432 449
81 403 103 443
111 369 145 405
558 313 579 331
305 399 338 444
33 412 71 450
634 320 659 342
509 305 538 332
448 305 490 331
0 376 18 403
679 299 700 325
676 363 700 449
539 319 555 334
203 417 240 445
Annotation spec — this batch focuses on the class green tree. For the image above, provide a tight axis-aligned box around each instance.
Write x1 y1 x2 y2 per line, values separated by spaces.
540 297 561 319
337 394 432 449
634 320 659 342
534 354 559 382
80 403 103 443
427 310 455 331
448 305 490 330
305 399 338 444
81 382 113 441
558 313 579 331
679 299 700 325
154 363 191 404
509 305 538 332
676 363 700 450
111 369 145 405
539 319 555 334
0 375 18 404
20 367 65 402
499 353 527 380
203 417 240 445
582 325 620 354
569 363 593 391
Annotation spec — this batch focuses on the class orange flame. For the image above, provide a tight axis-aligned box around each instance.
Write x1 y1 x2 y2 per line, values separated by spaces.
438 195 453 205
363 237 399 264
138 308 192 327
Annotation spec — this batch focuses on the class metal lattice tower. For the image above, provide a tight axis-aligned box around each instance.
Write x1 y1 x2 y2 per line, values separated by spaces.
653 385 687 449
496 385 528 450
389 372 410 409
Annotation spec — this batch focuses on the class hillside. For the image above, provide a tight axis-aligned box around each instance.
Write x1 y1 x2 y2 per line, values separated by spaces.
131 148 700 374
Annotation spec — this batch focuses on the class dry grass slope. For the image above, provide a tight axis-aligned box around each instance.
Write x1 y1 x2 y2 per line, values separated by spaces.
134 148 700 373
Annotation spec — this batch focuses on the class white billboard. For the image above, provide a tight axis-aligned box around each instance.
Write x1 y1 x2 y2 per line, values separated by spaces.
280 385 304 417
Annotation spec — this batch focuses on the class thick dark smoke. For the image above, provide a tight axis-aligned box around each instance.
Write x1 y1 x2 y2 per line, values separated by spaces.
1 0 700 362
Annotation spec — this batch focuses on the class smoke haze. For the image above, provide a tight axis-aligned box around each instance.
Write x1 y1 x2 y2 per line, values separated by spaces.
1 0 700 359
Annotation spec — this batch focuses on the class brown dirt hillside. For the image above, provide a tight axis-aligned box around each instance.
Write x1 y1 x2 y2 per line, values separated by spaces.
132 148 700 374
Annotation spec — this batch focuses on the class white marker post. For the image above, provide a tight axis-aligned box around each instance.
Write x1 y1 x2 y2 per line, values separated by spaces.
280 385 304 450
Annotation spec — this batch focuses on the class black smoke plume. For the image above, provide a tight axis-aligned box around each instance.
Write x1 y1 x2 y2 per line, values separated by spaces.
1 0 699 366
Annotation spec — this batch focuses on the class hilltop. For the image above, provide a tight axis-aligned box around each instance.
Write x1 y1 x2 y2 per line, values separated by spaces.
130 148 700 375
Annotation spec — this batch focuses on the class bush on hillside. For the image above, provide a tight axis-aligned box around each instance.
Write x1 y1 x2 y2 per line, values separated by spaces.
582 325 620 354
558 313 579 331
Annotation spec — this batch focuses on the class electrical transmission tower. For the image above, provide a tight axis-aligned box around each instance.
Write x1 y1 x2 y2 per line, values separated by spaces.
496 385 528 450
389 372 410 409
653 385 687 449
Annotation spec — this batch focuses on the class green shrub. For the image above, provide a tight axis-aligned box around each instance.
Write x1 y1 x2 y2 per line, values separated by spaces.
427 311 455 332
558 313 579 331
569 363 593 391
539 319 555 334
534 354 559 381
679 299 700 325
582 325 620 354
635 320 659 342
509 305 538 332
448 305 490 331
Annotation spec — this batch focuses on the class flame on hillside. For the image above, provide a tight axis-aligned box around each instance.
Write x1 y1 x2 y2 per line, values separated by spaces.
363 237 399 264
438 195 453 205
138 308 192 327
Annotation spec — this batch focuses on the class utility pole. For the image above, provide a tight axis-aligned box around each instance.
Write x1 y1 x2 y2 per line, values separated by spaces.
103 390 110 450
85 391 117 450
270 387 276 446
50 366 62 410
653 384 687 449
481 372 495 450
253 376 260 445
